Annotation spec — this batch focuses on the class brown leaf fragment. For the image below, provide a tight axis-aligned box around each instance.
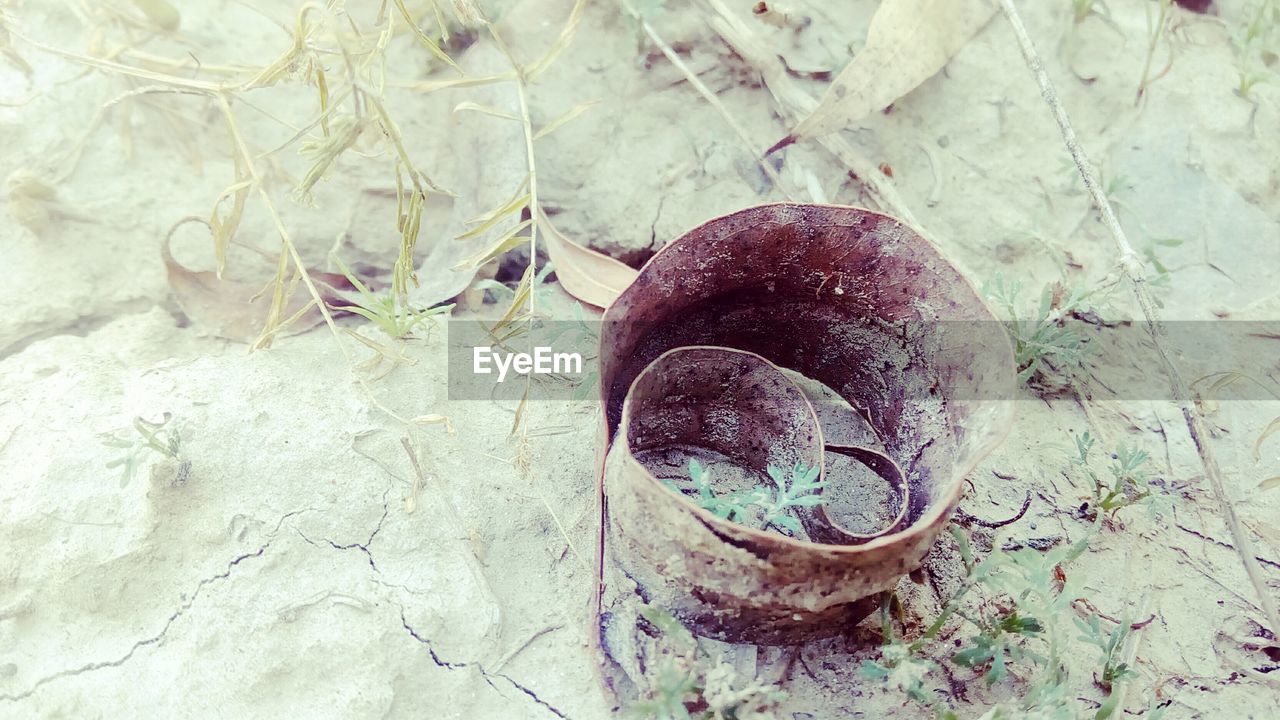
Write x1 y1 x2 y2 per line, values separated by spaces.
538 208 638 309
783 0 996 144
162 219 351 344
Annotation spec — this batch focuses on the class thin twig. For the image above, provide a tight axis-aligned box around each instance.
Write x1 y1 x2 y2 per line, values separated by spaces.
998 0 1280 639
491 624 565 673
621 0 793 200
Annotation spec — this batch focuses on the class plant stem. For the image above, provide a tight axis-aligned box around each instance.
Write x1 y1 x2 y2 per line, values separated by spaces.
621 0 793 200
1136 0 1170 103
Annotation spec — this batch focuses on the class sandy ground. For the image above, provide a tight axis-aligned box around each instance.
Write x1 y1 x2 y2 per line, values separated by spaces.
2 0 1279 718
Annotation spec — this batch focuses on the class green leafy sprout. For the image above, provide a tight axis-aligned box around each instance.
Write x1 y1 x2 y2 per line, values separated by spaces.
1072 431 1168 520
1075 613 1136 718
1233 0 1278 98
331 253 453 339
665 458 825 536
861 525 1107 720
101 414 183 488
859 432 1169 720
983 274 1090 385
630 605 786 720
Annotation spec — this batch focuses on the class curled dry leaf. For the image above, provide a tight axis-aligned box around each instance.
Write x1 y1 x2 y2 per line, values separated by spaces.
537 208 638 308
776 0 996 148
162 219 352 344
596 203 1015 649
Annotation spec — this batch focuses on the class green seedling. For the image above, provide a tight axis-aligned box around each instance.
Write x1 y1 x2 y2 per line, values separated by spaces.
1075 613 1136 716
101 414 183 488
757 462 826 534
863 523 1101 720
330 253 453 339
983 274 1090 385
1073 432 1167 520
1070 0 1111 25
1137 0 1174 102
1233 0 1278 98
951 609 1045 685
630 605 786 720
665 459 824 536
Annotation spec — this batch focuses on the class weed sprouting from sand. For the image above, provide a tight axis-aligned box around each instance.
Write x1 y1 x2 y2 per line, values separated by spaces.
663 459 825 536
1233 0 1278 98
330 252 453 378
331 253 453 340
101 413 184 488
859 427 1171 719
862 526 1107 719
1137 0 1175 102
1072 431 1169 521
629 605 786 720
1075 613 1136 700
983 274 1090 386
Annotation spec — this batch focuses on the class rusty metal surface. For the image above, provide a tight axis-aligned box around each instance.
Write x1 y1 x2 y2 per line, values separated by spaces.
597 203 1015 645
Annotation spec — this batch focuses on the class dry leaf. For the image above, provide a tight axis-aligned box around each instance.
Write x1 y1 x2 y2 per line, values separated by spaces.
779 0 996 146
162 220 352 344
1258 476 1280 492
538 208 637 308
598 203 1015 644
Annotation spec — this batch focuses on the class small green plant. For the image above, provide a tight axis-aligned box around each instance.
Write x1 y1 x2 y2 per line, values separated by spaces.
630 605 786 720
950 609 1045 685
1070 0 1111 25
1233 0 1278 98
1072 432 1167 520
862 524 1102 720
101 414 183 488
855 422 1181 720
331 254 453 339
983 274 1090 385
665 459 824 536
1074 614 1136 718
1137 236 1182 294
1137 0 1174 102
756 463 826 534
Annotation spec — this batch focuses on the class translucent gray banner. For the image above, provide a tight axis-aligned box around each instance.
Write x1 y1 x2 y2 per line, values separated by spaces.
445 319 1280 402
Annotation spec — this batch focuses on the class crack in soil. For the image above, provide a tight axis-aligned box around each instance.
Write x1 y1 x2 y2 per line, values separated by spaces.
0 508 310 703
319 485 391 573
398 607 569 719
493 673 570 719
647 194 666 253
1176 522 1280 571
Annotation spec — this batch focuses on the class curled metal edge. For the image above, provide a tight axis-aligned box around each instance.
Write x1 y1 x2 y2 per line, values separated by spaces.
591 202 1017 651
